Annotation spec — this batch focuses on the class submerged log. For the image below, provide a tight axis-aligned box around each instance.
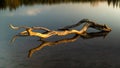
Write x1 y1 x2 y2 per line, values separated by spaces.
10 19 111 39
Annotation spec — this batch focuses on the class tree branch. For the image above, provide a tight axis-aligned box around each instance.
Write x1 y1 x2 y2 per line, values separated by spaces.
10 19 111 39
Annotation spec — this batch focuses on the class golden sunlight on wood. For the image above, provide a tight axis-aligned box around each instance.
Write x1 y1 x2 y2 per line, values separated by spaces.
10 19 111 58
10 19 111 39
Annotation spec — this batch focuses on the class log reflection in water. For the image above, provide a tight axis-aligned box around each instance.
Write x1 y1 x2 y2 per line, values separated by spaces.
10 19 111 58
11 31 110 58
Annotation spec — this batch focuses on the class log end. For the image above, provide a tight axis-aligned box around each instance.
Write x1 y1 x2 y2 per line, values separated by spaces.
103 24 112 32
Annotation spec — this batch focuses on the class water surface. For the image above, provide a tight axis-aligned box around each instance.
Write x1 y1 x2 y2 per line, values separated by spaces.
0 0 120 68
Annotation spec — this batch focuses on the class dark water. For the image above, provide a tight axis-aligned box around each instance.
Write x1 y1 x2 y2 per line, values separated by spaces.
0 0 120 68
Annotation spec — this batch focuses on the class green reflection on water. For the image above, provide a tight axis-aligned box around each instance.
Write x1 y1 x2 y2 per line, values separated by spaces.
0 0 120 11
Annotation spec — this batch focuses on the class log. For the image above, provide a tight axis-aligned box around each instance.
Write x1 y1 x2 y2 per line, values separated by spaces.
10 19 111 39
10 19 112 58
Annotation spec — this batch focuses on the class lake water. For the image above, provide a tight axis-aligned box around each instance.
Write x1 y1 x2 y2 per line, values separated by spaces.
0 0 120 68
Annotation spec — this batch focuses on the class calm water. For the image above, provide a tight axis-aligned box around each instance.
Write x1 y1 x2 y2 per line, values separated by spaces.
0 0 120 68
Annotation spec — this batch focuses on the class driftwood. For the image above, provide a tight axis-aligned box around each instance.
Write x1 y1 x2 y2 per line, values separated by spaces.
10 19 111 58
10 19 111 39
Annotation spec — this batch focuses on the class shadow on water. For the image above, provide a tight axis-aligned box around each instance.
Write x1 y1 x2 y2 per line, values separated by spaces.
0 0 120 11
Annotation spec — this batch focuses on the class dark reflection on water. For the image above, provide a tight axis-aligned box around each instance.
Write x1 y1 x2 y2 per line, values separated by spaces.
0 0 120 11
11 31 110 58
11 31 114 68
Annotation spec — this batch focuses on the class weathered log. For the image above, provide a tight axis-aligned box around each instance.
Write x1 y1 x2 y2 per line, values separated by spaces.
10 19 111 39
10 19 111 58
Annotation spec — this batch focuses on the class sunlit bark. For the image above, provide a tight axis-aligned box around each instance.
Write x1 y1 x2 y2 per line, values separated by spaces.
10 19 111 39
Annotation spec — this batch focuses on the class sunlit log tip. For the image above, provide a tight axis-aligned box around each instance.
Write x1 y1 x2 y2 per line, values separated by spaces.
9 24 19 30
104 24 112 31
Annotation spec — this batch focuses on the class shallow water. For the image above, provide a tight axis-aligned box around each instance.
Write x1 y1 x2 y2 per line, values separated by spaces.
0 0 120 68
